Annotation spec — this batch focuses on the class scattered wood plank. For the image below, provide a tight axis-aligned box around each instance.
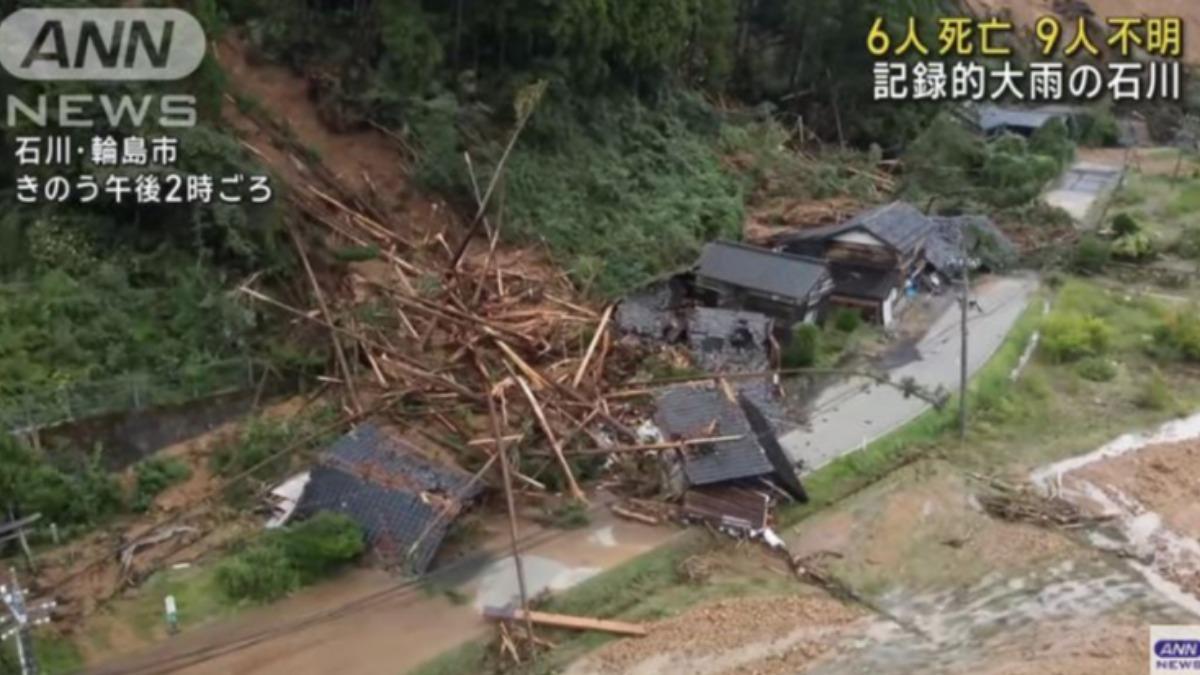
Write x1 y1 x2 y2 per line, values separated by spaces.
611 504 660 526
513 374 587 503
572 305 614 388
483 607 647 637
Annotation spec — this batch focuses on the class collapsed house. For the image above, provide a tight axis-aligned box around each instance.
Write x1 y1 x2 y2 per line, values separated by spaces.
687 307 773 373
653 385 806 532
925 215 1019 277
696 241 833 324
777 202 935 326
291 424 483 574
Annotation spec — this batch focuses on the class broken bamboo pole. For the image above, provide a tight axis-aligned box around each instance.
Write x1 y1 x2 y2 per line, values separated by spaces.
475 355 537 647
288 224 363 414
572 305 614 389
513 374 587 503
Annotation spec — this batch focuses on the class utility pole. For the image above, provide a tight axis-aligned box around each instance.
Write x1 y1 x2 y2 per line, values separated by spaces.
959 250 969 442
1 568 56 675
960 223 969 439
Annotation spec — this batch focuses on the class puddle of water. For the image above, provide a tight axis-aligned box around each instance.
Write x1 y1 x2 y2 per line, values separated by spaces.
472 555 600 611
587 526 617 548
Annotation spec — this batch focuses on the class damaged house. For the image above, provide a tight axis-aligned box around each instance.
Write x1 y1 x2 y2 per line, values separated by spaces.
695 241 833 324
654 385 806 532
292 424 483 574
778 202 935 326
925 215 1019 278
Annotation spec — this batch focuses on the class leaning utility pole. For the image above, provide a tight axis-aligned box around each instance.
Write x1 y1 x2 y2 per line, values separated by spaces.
1 568 56 675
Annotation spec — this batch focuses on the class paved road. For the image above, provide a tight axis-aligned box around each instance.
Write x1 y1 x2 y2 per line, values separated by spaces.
1043 160 1123 225
781 275 1038 472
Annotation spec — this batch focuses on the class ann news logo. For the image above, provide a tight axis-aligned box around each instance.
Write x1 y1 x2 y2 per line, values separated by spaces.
0 8 205 128
1152 627 1200 673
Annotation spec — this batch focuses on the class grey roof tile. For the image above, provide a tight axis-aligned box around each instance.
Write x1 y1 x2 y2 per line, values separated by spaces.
294 424 480 575
697 241 829 302
653 386 774 485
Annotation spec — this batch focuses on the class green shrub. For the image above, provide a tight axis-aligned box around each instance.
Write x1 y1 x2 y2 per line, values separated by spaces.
1177 225 1200 259
0 439 122 527
1155 310 1200 362
1071 235 1111 274
215 542 300 603
279 513 367 582
216 513 364 603
1041 313 1113 362
783 324 821 369
1074 107 1121 146
1111 232 1155 261
1110 213 1141 237
1075 357 1118 383
132 457 193 512
1136 369 1177 411
831 308 863 333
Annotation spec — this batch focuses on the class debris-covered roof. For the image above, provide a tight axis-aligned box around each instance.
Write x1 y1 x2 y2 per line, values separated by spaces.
687 308 772 373
295 465 453 573
294 424 482 574
615 277 686 340
653 386 774 486
780 202 935 257
926 215 1019 274
696 241 830 303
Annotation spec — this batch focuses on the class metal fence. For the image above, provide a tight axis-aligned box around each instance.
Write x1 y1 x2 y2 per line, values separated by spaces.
1 357 277 433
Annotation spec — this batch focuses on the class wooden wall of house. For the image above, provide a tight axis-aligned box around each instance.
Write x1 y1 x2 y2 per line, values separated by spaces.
824 242 897 269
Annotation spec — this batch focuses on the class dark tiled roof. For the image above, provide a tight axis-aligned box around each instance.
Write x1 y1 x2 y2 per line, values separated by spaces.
927 215 1019 274
294 424 480 574
615 278 686 340
781 202 935 257
831 265 900 301
697 241 829 302
325 424 481 498
653 386 774 485
687 308 772 373
294 465 450 573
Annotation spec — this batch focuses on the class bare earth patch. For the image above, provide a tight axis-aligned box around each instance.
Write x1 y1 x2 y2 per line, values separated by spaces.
1074 438 1200 539
565 593 863 675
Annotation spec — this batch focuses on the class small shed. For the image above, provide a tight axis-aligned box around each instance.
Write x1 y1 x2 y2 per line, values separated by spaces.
293 424 483 574
695 241 833 323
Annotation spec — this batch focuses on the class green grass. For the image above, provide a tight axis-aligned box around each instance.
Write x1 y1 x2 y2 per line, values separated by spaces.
82 565 237 648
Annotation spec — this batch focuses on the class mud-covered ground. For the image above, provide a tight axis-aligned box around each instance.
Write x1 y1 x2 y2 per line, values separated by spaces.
572 413 1200 675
